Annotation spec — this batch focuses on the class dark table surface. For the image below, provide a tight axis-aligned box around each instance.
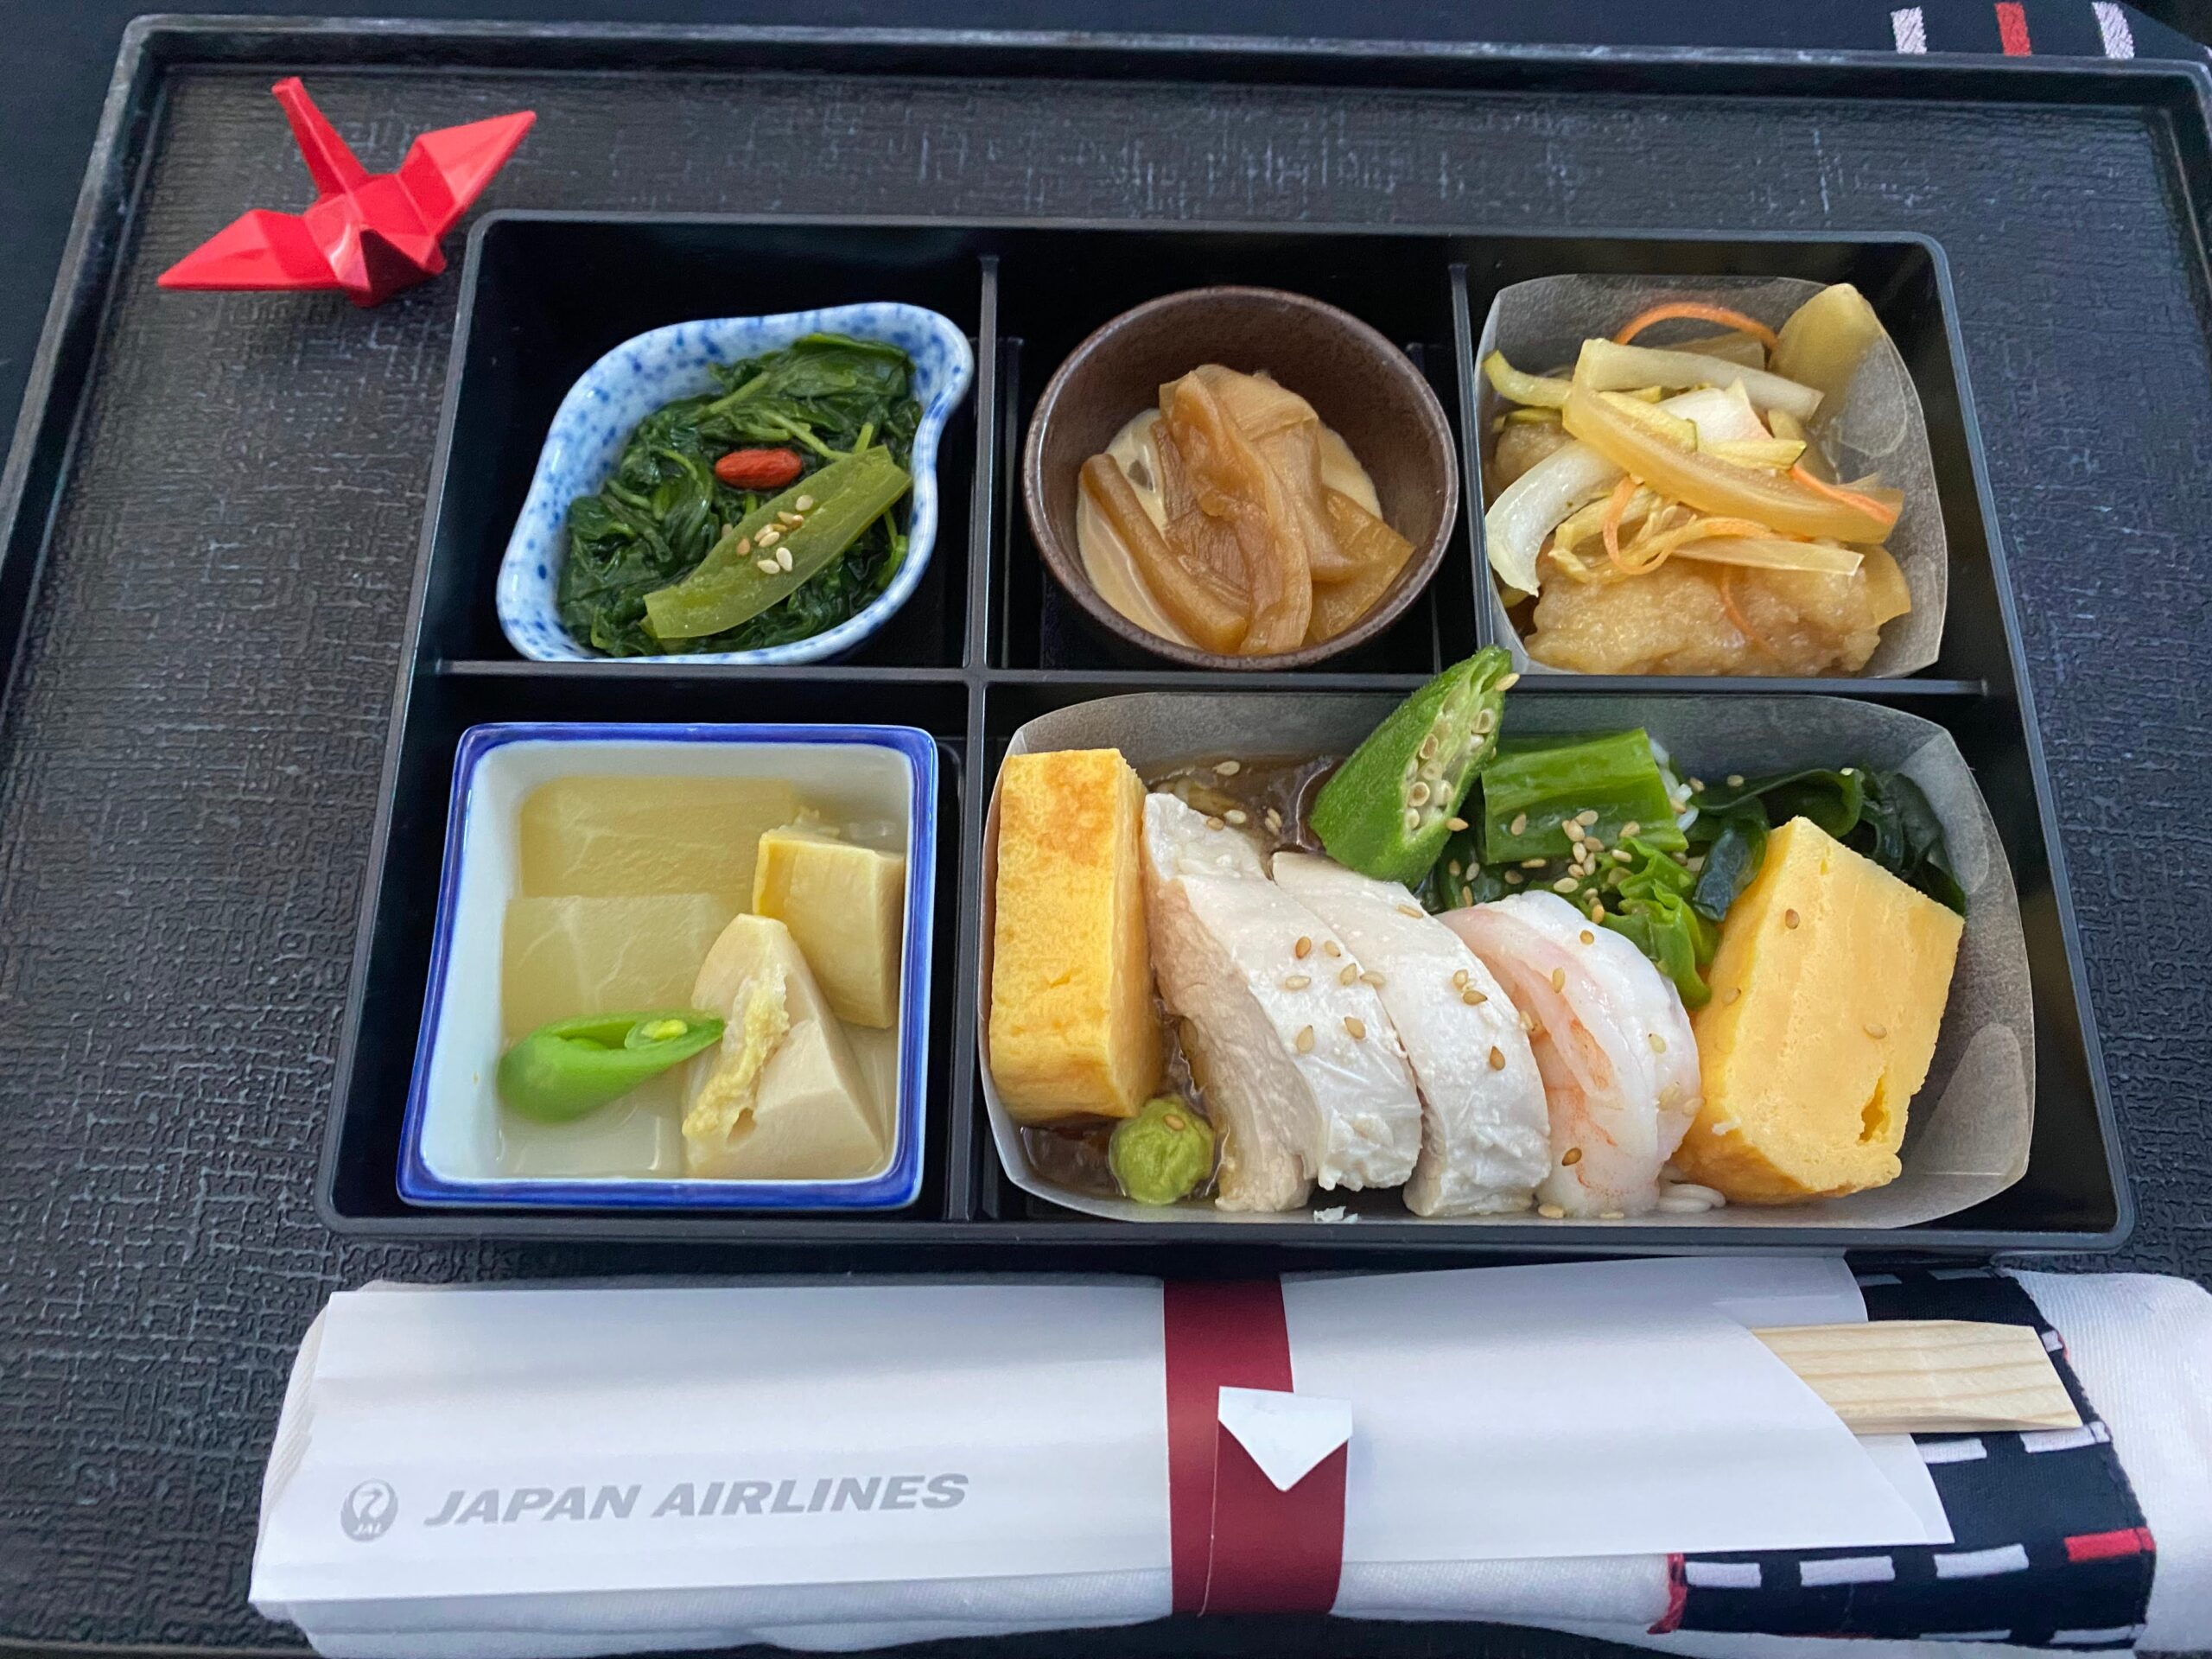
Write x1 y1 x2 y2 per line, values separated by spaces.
3 8 2212 1659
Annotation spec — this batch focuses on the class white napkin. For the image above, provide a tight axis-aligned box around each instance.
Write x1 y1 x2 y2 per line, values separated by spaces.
250 1261 2212 1658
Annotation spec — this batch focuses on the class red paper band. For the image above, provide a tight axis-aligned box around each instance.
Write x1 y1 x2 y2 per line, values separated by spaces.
1162 1279 1346 1617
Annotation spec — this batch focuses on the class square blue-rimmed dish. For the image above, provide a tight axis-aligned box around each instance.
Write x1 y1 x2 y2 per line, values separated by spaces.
495 302 974 666
399 721 936 1211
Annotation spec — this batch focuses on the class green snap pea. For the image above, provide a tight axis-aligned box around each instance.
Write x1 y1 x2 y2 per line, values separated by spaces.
495 1008 726 1123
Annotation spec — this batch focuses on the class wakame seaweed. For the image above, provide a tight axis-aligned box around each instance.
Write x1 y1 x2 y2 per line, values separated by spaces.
556 334 924 656
1419 729 1965 1003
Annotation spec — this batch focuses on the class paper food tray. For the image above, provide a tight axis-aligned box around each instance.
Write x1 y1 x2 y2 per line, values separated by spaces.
1472 273 1948 678
977 691 2030 1229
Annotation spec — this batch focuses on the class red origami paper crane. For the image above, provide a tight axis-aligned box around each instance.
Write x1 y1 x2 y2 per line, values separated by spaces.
159 78 534 308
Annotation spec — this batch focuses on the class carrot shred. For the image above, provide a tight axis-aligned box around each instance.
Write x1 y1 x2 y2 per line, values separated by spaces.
1789 462 1900 531
1600 474 1641 571
1612 303 1780 352
1717 569 1777 660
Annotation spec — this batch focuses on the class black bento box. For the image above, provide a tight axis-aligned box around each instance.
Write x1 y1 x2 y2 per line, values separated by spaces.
321 211 2128 1264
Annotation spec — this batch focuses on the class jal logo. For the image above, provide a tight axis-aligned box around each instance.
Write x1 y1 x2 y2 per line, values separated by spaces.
340 1479 397 1541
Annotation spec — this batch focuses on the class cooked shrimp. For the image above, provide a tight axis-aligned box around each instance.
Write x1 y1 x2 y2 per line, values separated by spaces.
1438 893 1698 1216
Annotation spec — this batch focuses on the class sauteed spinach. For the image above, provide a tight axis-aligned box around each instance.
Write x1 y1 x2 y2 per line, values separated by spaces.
556 334 922 656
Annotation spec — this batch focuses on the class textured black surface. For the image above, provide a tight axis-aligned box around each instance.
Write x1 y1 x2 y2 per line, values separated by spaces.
3 42 2212 1657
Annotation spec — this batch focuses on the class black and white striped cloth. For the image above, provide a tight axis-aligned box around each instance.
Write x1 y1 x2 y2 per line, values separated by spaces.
1667 1268 2154 1650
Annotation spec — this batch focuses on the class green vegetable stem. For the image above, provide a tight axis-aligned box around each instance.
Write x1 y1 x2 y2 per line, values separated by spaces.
1479 730 1686 864
645 446 911 640
1310 647 1515 886
496 1008 726 1123
1109 1096 1217 1205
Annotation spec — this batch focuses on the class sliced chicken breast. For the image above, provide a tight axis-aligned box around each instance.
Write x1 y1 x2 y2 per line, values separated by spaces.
1272 852 1549 1216
1141 792 1421 1210
1440 892 1700 1217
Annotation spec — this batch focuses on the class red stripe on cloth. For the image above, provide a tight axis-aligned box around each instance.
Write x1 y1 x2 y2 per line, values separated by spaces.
1995 2 2032 53
1162 1280 1345 1616
1652 1554 1689 1634
2065 1526 2158 1563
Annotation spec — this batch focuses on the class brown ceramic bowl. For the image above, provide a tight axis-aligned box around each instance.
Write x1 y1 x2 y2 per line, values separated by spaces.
1022 285 1460 671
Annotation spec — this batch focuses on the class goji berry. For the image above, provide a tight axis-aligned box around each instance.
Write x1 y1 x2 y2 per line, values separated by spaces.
714 448 804 489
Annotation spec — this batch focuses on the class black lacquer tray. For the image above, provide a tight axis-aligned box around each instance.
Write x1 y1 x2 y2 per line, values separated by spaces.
8 20 2212 1652
327 211 2122 1256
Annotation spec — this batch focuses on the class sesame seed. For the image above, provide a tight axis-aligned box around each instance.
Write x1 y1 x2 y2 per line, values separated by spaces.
1402 808 1421 832
1550 968 1567 992
1599 1211 1625 1221
1488 1045 1505 1069
793 494 815 512
1361 970 1385 988
1552 876 1578 894
1205 816 1225 832
1621 822 1640 837
1464 987 1488 1006
779 511 804 527
1344 1015 1366 1040
734 537 752 557
1282 974 1312 991
1564 820 1585 841
756 557 781 574
1510 813 1529 836
1397 904 1423 918
1689 777 1706 792
1504 871 1522 885
1461 884 1476 903
1865 1021 1889 1039
1224 809 1247 825
1537 1202 1565 1219
1783 907 1801 929
1214 759 1242 777
1562 1147 1583 1166
776 547 794 572
1295 1026 1315 1054
1588 903 1605 925
1339 963 1358 986
1452 968 1470 988
1322 940 1341 957
1448 861 1463 879
1713 1119 1740 1135
1162 1111 1185 1131
1265 809 1283 835
1294 936 1313 959
1840 766 1856 777
1520 1011 1539 1033
1446 817 1468 832
1577 809 1600 826
1579 929 1595 944
1648 1032 1668 1053
1498 671 1522 691
1612 849 1634 864
1726 774 1745 788
1522 857 1548 869
756 526 780 546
